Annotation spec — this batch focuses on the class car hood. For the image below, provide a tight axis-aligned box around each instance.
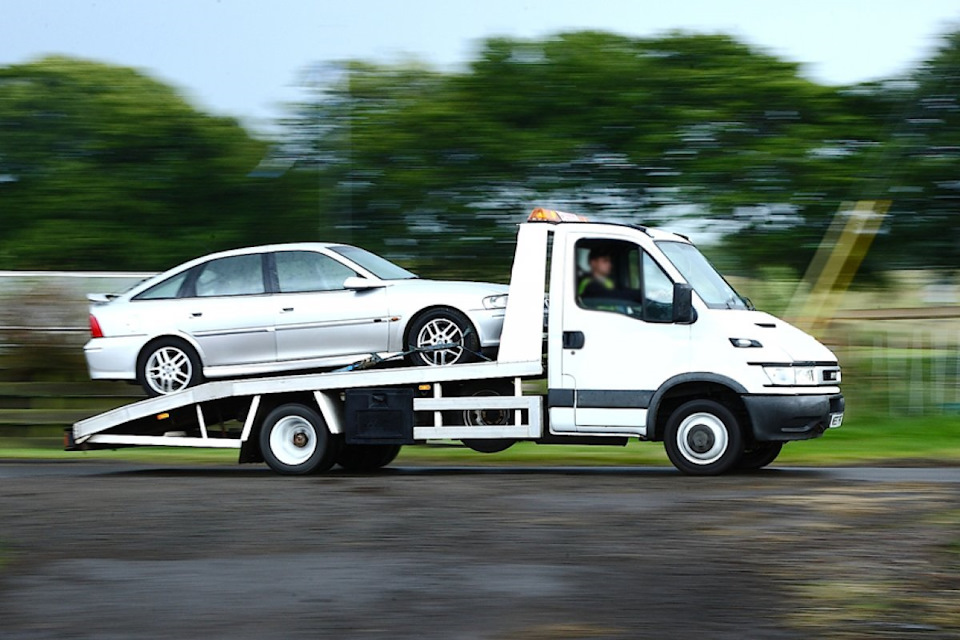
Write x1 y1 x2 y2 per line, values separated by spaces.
384 279 508 301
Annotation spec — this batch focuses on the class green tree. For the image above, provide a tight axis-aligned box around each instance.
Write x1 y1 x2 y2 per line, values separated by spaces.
0 56 316 270
286 32 891 280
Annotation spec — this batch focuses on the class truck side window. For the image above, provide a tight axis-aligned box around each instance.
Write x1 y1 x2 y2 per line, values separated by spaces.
643 253 674 323
574 239 675 322
575 239 643 317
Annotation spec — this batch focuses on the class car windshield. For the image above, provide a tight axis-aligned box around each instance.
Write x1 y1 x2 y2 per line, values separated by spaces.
329 246 417 280
656 241 748 310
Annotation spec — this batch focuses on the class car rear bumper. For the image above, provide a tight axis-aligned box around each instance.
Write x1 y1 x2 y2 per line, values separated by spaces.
743 393 844 442
84 336 142 380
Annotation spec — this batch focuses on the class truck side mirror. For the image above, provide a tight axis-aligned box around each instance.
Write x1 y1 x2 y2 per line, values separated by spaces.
672 283 696 324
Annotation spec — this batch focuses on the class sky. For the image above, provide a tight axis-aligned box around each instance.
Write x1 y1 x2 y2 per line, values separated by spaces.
2 0 959 133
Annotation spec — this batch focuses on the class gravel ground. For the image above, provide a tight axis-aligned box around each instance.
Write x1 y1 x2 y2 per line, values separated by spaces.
1 463 958 639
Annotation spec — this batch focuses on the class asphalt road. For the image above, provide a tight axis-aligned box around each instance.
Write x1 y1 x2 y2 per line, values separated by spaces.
1 463 959 639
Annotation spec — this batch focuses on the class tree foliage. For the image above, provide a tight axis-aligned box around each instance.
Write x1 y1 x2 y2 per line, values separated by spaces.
0 57 319 270
2 30 960 281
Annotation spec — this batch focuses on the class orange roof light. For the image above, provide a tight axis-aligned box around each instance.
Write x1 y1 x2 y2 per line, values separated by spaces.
527 207 589 223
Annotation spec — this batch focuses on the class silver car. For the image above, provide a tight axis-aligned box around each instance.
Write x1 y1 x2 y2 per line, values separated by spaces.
85 243 509 395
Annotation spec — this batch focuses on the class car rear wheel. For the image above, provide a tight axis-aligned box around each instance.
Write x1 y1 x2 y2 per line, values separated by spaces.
137 338 203 397
406 308 480 367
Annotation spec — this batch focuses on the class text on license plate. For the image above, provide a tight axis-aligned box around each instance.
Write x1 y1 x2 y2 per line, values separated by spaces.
829 413 844 428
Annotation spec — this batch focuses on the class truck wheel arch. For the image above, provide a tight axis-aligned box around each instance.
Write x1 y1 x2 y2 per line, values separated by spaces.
646 373 749 441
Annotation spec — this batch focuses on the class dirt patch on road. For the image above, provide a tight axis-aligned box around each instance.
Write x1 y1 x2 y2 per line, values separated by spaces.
0 465 958 639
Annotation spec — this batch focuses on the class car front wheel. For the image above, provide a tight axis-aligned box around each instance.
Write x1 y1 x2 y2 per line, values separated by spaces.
406 308 480 366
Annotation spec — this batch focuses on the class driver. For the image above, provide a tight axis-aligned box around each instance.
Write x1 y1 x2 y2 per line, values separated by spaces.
578 246 617 301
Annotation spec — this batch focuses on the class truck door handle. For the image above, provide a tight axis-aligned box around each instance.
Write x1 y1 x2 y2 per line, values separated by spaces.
190 312 202 318
281 307 294 313
563 331 585 349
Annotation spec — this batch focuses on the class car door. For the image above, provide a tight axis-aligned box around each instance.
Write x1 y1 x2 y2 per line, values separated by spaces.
272 250 391 362
179 253 276 366
560 236 691 432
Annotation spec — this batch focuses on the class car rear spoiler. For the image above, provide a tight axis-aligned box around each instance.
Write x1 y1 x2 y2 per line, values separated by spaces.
86 293 120 303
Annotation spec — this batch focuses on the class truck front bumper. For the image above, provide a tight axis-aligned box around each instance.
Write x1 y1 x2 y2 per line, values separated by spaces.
743 393 844 442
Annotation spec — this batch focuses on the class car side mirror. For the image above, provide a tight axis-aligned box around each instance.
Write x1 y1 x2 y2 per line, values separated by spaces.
672 283 696 324
343 276 385 290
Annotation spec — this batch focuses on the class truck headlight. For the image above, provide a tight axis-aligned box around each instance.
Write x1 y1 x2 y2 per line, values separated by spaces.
763 366 818 386
483 294 508 310
729 338 762 348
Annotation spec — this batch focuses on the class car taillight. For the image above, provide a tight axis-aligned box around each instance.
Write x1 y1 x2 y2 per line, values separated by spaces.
89 314 104 339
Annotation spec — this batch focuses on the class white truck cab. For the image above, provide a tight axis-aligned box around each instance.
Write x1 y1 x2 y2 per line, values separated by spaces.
524 208 843 473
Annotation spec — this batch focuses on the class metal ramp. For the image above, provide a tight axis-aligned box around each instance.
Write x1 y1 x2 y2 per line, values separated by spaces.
70 359 544 451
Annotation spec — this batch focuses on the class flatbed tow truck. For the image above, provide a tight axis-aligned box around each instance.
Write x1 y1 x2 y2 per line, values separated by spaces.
67 209 844 475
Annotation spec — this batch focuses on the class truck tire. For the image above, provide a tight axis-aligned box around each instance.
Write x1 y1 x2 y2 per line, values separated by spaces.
259 404 337 475
336 444 402 472
663 399 742 475
737 441 782 471
458 380 516 454
406 308 480 367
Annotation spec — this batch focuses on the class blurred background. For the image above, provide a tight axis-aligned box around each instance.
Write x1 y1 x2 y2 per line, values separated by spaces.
1 0 958 459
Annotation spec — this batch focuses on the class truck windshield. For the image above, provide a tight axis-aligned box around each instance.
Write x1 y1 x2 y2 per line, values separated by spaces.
329 246 417 280
656 241 748 310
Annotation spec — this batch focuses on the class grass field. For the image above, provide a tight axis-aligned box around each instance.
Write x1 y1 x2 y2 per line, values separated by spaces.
2 413 957 467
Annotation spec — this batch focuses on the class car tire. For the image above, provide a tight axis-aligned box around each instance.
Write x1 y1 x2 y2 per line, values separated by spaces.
663 399 743 476
736 441 783 471
259 404 337 475
458 380 516 454
137 338 203 397
406 308 480 367
336 444 402 472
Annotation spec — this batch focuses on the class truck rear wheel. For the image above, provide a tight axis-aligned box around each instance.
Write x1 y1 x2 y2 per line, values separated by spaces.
259 404 337 475
737 441 782 471
458 381 516 454
336 444 402 472
663 399 742 476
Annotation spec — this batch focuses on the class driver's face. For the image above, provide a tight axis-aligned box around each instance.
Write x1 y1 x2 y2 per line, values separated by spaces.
590 255 612 279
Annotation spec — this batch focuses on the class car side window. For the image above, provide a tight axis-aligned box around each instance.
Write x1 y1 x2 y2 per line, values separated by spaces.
134 271 189 300
275 251 357 293
193 254 265 297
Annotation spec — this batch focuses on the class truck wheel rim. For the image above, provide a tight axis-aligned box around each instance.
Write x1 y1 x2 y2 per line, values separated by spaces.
270 416 317 466
462 390 509 426
145 346 192 395
416 318 464 365
677 412 728 465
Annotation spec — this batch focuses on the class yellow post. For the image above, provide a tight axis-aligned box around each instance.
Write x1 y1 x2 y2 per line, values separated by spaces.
787 200 889 334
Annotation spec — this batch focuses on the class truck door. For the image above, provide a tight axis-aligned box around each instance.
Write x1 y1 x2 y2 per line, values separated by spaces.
560 236 691 433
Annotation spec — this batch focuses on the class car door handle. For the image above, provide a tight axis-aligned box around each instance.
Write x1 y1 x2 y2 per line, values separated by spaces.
563 331 585 349
190 312 203 318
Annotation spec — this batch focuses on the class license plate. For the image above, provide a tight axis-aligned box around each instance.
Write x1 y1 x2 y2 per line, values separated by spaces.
829 412 844 428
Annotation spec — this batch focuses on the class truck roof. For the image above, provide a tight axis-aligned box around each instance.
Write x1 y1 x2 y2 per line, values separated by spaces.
524 219 692 244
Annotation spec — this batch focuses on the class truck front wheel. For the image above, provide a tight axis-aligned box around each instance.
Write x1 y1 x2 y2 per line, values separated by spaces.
663 399 743 475
336 444 402 472
259 404 338 475
737 441 782 471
